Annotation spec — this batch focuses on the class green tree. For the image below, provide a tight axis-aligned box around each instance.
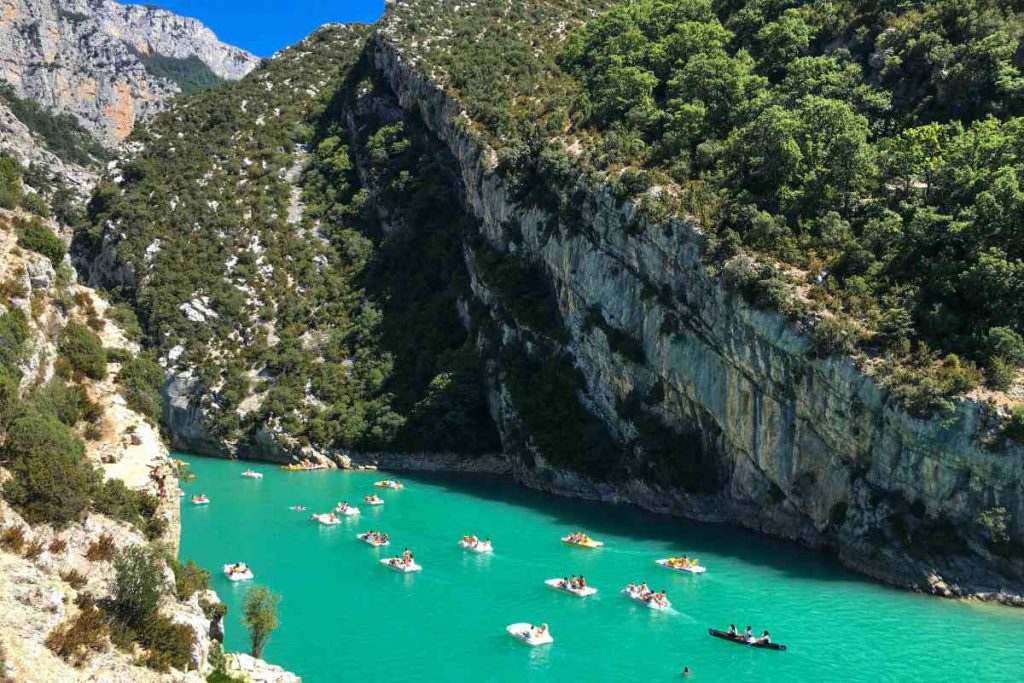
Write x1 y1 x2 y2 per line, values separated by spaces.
60 321 107 380
1 414 99 525
241 585 280 659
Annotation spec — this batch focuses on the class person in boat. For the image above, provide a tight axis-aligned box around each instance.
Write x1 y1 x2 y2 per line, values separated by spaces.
682 666 691 678
726 624 738 637
381 532 389 543
626 582 636 594
402 548 413 564
744 626 755 642
535 623 548 637
756 630 771 645
578 575 586 588
639 581 650 597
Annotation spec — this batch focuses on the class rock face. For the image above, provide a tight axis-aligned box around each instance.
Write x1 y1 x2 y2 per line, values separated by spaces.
0 0 259 143
0 100 97 196
367 35 1024 602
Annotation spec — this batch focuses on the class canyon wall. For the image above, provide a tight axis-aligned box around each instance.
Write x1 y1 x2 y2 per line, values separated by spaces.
369 36 1024 603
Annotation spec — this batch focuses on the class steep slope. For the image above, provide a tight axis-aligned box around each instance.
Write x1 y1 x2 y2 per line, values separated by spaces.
73 2 1024 604
0 0 259 144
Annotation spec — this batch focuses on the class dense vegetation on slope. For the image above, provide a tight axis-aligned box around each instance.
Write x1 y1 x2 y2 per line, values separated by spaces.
125 48 227 96
0 83 109 166
0 211 162 534
79 26 498 455
386 0 1024 415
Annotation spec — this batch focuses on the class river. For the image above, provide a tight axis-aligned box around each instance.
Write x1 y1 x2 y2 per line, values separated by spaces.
178 455 1023 682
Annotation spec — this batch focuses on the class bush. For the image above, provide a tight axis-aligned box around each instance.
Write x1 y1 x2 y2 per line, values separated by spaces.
46 596 109 665
93 478 149 527
1 414 100 526
60 568 87 589
987 356 1017 391
0 526 26 553
24 539 44 560
110 545 167 627
116 352 164 421
105 303 143 342
812 315 861 358
49 538 68 554
241 585 280 658
15 217 66 267
136 612 195 672
59 322 107 380
85 533 116 562
1004 404 1024 443
0 154 22 209
169 558 211 600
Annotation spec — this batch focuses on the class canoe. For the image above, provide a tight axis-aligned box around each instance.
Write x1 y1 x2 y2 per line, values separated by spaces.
222 564 253 581
708 628 787 651
458 539 493 553
506 623 553 646
621 588 671 611
655 559 706 574
545 578 597 598
357 533 389 547
380 558 421 573
561 536 603 549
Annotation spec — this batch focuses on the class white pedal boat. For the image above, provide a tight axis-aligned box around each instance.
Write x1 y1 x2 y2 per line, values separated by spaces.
621 588 671 611
334 504 361 516
190 496 210 505
357 533 389 547
655 558 706 574
380 558 421 573
223 564 253 581
375 480 403 490
545 578 597 597
310 513 341 526
363 496 384 506
458 539 493 553
241 470 263 479
506 623 553 646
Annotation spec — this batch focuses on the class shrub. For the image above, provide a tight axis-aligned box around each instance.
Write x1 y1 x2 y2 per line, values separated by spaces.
49 538 68 554
19 191 50 218
136 612 195 672
86 533 116 562
1005 404 1024 443
0 154 22 209
2 414 100 526
987 356 1016 391
24 539 45 559
169 558 211 600
110 545 167 627
15 216 66 267
116 352 164 421
812 315 861 358
60 568 87 589
105 303 143 342
0 526 26 553
241 585 280 658
93 478 148 527
45 596 109 665
59 322 107 380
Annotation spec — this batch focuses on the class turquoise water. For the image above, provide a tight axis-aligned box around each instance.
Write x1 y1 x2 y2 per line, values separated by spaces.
179 455 1024 682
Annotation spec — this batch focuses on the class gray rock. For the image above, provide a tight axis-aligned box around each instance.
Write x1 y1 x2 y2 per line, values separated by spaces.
0 0 260 144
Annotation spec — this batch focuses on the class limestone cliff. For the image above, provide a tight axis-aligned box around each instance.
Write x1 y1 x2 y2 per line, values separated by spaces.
0 0 259 144
366 35 1024 604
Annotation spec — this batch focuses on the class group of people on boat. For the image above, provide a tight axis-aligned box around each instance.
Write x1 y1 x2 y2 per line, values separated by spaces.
384 548 415 568
564 531 594 545
624 582 670 608
311 511 340 524
283 459 326 471
725 624 772 645
335 501 359 514
375 479 403 489
226 562 249 576
361 530 389 544
190 493 209 504
460 534 492 550
557 575 587 591
664 555 699 569
364 494 384 505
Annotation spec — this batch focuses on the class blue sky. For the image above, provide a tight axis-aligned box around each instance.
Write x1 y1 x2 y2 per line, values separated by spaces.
132 1 385 57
